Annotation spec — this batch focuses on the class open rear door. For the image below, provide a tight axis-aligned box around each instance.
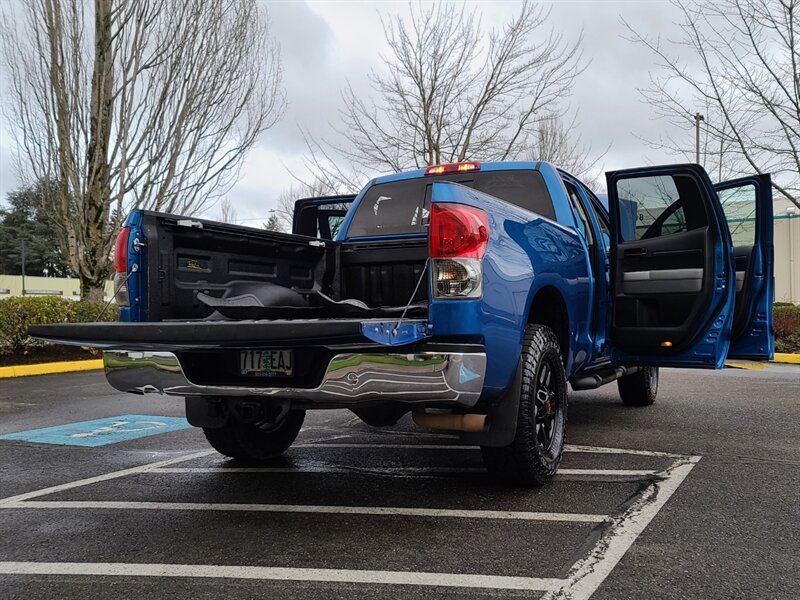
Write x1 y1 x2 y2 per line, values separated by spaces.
606 164 735 368
715 175 774 359
292 195 356 240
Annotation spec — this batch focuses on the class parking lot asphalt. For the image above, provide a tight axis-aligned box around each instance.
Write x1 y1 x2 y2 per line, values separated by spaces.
0 364 798 599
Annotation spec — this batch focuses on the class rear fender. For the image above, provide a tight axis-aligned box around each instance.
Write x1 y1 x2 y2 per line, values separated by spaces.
429 182 591 391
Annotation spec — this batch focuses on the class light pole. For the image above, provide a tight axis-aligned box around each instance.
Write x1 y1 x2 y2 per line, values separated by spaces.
788 206 798 302
20 239 26 296
694 112 705 164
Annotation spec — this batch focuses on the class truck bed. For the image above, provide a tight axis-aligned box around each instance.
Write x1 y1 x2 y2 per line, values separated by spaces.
135 211 428 322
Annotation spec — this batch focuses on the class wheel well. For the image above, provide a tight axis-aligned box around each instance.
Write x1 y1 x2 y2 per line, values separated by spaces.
527 287 570 364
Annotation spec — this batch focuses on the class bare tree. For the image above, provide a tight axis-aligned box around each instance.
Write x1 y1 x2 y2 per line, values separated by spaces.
528 114 607 189
275 177 339 232
1 0 285 298
296 131 365 197
217 198 238 224
625 0 800 208
317 1 584 174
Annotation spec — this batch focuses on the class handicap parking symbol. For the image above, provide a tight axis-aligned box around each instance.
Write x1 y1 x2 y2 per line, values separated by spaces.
0 415 191 447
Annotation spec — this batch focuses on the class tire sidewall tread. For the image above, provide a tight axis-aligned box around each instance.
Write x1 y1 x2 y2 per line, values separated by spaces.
482 324 568 487
203 409 306 461
618 367 659 406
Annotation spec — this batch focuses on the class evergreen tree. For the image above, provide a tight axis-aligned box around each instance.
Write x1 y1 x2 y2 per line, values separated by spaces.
0 181 72 277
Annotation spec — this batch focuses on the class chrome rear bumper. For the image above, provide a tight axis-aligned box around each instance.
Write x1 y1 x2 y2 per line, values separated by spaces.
103 350 486 407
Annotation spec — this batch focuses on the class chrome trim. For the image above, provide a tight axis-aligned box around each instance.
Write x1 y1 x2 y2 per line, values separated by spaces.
103 350 486 407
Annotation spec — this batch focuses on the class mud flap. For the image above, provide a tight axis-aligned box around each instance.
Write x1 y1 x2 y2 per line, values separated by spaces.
457 361 521 447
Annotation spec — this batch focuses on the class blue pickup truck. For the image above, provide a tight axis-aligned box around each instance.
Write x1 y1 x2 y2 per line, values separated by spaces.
31 161 774 486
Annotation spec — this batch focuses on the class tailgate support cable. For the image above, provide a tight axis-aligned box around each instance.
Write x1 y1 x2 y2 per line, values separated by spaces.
94 263 138 321
393 258 429 336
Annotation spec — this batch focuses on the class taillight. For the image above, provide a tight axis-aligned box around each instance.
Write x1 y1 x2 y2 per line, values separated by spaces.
429 203 488 299
114 227 130 273
430 203 488 259
424 161 480 176
113 227 131 306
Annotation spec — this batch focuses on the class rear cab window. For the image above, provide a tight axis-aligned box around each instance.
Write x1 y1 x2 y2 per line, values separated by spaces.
346 169 555 238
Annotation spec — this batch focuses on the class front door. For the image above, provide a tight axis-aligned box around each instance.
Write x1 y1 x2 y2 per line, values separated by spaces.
715 175 774 359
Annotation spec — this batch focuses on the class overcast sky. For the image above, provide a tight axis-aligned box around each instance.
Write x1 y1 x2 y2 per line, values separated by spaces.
0 0 692 224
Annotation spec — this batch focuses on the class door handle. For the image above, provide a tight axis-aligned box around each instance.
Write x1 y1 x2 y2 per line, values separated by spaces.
625 247 648 257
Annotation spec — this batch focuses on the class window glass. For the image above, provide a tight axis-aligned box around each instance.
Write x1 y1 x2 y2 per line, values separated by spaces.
326 214 345 239
315 203 350 239
347 180 426 237
473 171 556 220
347 170 556 237
580 184 611 253
563 180 593 245
615 174 706 242
717 183 757 246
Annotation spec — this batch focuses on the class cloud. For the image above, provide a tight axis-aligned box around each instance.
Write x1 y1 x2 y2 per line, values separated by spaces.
0 0 707 215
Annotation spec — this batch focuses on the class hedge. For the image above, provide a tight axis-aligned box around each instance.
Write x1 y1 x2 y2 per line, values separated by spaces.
774 303 800 354
0 296 118 355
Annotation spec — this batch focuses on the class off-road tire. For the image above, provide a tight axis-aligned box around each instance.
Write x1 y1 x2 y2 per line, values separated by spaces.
618 367 659 406
481 324 568 486
203 410 305 461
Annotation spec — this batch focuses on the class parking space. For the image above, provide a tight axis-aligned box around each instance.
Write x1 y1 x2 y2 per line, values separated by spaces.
1 364 798 599
0 431 697 597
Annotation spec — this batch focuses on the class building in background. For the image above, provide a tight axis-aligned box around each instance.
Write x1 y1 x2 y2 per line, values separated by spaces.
0 275 114 302
774 195 799 304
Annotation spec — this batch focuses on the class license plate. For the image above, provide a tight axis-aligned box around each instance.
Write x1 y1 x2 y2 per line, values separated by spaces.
239 349 293 377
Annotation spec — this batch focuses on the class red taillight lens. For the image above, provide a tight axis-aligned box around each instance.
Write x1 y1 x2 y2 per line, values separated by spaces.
429 203 489 259
424 161 480 176
113 227 130 273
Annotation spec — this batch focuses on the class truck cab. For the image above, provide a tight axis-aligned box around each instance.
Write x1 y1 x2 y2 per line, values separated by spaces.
30 161 774 486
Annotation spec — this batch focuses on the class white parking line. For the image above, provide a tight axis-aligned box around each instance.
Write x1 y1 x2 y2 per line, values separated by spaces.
542 455 702 600
564 444 683 458
0 561 565 591
153 466 488 475
3 500 608 523
297 442 681 458
558 469 657 477
295 443 473 450
0 450 216 506
152 466 657 478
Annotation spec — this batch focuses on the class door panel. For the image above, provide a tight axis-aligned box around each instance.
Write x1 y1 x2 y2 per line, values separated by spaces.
734 246 752 293
606 164 735 368
715 175 774 359
622 268 703 294
612 226 713 343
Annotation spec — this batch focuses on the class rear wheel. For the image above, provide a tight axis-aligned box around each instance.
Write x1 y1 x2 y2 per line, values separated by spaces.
203 410 305 461
481 324 567 486
618 367 659 406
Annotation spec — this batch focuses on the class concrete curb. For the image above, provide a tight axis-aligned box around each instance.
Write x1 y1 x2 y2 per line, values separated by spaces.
0 359 104 379
773 353 800 365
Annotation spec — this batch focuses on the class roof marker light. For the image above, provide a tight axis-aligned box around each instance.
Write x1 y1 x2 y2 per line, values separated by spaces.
424 161 481 176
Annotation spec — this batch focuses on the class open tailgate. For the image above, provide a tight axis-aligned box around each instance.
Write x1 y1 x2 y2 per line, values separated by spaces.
28 319 431 351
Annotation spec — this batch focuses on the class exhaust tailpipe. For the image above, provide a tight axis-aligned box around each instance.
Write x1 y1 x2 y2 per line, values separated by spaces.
412 412 486 433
